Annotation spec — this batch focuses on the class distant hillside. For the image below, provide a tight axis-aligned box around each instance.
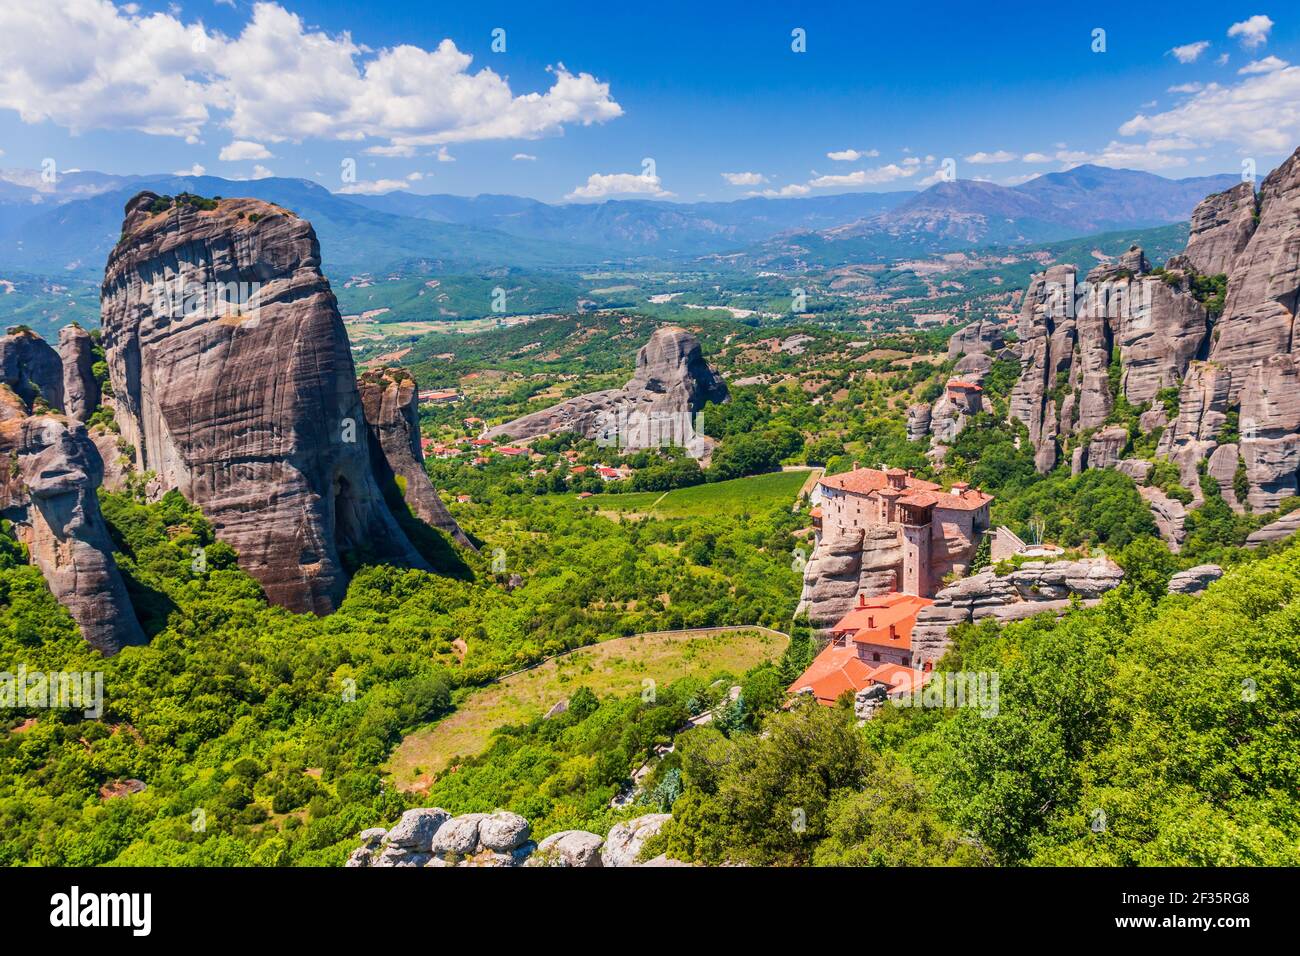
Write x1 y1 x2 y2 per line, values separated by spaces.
346 191 915 256
760 165 1239 263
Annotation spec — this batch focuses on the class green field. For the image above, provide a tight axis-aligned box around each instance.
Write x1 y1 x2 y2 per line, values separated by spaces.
584 469 812 518
387 626 789 789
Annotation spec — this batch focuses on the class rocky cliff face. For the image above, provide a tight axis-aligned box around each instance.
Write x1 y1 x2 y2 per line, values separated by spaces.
1002 149 1300 526
1209 150 1300 402
357 367 470 548
484 326 728 459
100 191 433 614
1 328 63 416
1008 249 1214 474
795 525 903 630
1169 181 1257 277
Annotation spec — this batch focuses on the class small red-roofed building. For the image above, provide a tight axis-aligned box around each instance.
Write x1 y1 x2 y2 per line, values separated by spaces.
788 591 935 710
498 446 528 457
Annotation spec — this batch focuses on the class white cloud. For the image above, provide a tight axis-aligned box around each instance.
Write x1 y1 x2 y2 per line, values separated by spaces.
1238 55 1288 75
806 163 920 188
406 171 423 181
0 1 622 150
1228 15 1273 50
1021 152 1051 163
1167 82 1205 94
219 139 273 161
1059 138 1200 172
721 171 766 186
826 148 878 161
964 150 1017 164
565 171 673 201
434 146 455 162
1000 173 1041 186
1216 53 1231 66
747 183 812 198
1169 41 1210 64
512 152 537 161
1120 64 1300 153
337 177 409 194
364 144 415 157
173 163 206 176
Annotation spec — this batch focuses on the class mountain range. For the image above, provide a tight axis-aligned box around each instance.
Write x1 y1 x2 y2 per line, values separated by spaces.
0 165 1242 280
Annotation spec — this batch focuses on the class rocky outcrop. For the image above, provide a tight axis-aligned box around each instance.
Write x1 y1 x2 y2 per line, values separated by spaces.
1169 181 1257 277
1140 486 1187 552
0 414 144 653
1167 564 1223 595
350 811 680 868
1 328 63 416
1206 443 1243 512
1246 509 1300 547
911 558 1123 665
357 367 470 548
1008 264 1083 473
100 191 432 615
1209 149 1300 402
485 326 728 459
947 318 1005 383
906 403 931 443
58 326 100 423
602 813 671 867
1085 425 1129 472
796 525 903 630
1116 458 1153 483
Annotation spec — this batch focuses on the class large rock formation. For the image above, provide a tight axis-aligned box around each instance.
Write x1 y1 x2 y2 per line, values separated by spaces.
1009 250 1211 473
357 366 470 548
1209 151 1300 402
1167 564 1223 595
100 191 434 614
1003 149 1300 513
58 325 100 423
484 326 728 459
0 413 143 654
911 558 1124 665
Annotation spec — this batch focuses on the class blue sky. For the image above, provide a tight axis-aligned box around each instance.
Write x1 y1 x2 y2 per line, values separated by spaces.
1 1 1297 202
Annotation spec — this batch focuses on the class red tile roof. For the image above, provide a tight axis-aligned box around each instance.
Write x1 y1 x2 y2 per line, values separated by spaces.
819 466 991 512
787 643 933 705
787 643 875 705
819 467 940 496
832 591 932 650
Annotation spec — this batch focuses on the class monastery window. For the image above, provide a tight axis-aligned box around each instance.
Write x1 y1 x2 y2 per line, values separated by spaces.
872 652 880 662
